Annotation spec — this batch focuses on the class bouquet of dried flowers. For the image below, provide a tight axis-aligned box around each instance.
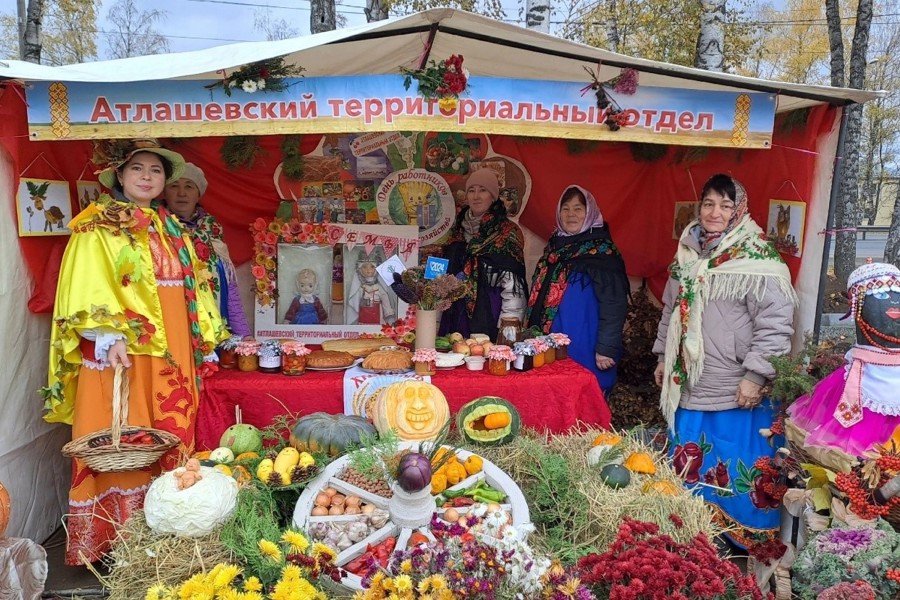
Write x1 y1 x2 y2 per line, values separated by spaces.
391 267 467 312
401 54 469 111
581 64 639 131
791 520 900 599
208 56 305 97
576 515 765 600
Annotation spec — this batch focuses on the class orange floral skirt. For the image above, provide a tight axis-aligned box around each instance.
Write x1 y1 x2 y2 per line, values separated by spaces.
65 284 198 566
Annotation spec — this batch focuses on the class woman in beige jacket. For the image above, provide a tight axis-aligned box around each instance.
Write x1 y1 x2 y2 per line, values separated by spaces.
653 173 796 549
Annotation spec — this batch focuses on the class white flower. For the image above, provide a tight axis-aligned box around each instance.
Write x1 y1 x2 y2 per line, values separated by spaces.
257 78 266 90
462 67 471 80
228 79 238 88
470 503 487 518
242 79 258 93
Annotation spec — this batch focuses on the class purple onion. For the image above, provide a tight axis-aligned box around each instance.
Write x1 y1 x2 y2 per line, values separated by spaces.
396 452 432 493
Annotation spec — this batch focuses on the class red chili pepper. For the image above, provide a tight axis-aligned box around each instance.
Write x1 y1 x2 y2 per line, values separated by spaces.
451 497 475 507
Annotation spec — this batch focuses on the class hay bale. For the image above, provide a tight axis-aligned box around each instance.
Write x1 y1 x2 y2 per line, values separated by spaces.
470 426 718 561
93 511 234 600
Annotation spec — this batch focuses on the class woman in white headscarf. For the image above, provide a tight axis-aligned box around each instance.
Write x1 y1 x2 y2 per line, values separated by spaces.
164 163 251 337
525 185 629 396
653 173 796 549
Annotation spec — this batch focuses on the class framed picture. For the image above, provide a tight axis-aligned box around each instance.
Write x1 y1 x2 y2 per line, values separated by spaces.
672 201 697 239
251 221 419 343
16 178 73 237
76 180 102 212
766 199 806 257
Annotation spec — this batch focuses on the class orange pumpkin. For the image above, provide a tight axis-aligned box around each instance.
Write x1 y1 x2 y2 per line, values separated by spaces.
592 432 622 447
624 452 657 475
642 480 680 496
373 381 450 441
0 482 10 537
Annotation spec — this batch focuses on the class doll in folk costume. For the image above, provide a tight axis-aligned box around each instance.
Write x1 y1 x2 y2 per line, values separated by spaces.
788 262 900 470
345 248 395 325
284 269 329 325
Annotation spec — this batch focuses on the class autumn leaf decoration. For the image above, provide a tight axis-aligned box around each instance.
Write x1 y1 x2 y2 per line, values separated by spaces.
582 64 639 131
206 56 305 97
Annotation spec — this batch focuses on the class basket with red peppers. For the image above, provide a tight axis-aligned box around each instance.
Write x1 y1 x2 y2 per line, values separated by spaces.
342 536 396 578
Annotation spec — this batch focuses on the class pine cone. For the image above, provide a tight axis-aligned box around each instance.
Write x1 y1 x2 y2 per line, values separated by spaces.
267 471 283 487
266 450 278 461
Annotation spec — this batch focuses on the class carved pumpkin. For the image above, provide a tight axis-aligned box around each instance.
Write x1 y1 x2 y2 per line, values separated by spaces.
290 412 378 456
641 480 681 496
456 397 521 446
0 482 11 537
373 381 450 441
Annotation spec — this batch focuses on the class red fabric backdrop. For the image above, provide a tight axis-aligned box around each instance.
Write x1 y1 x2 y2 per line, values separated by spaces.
0 84 837 311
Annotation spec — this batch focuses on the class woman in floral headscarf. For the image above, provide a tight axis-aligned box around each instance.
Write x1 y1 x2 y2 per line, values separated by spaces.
653 173 796 549
43 140 226 565
439 168 527 342
525 185 629 396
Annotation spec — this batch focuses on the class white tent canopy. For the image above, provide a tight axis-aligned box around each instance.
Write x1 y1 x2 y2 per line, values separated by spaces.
0 8 882 114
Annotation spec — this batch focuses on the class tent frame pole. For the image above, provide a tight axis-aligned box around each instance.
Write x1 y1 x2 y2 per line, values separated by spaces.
812 106 850 343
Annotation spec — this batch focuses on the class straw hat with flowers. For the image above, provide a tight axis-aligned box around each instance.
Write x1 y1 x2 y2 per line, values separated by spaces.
93 138 186 190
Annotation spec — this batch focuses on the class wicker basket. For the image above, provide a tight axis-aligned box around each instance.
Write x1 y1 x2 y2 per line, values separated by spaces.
61 366 180 473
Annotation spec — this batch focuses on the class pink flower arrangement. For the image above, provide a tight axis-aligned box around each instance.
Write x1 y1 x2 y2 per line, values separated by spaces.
577 516 765 600
234 341 262 357
412 348 438 363
486 345 515 362
281 341 311 356
817 581 876 600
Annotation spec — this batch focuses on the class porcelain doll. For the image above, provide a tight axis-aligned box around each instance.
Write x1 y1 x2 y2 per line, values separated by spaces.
284 269 328 325
345 252 395 326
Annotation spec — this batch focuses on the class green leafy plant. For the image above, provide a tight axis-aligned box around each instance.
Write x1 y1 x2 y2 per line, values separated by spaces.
220 136 263 171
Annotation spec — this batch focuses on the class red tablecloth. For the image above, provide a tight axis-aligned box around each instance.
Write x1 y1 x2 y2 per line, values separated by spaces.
195 359 610 449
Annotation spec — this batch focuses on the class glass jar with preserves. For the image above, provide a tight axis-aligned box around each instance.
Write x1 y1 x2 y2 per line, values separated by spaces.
235 341 261 372
486 345 515 376
281 342 310 376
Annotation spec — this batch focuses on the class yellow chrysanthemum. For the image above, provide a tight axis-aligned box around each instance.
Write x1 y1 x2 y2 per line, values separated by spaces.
243 577 263 592
212 564 241 589
383 578 396 592
393 575 413 594
145 584 171 600
399 559 413 573
312 542 337 562
438 96 458 112
282 564 303 581
258 539 283 562
281 530 311 554
417 579 431 594
216 589 239 600
435 589 454 600
419 594 434 600
239 592 264 600
429 575 448 591
296 578 319 600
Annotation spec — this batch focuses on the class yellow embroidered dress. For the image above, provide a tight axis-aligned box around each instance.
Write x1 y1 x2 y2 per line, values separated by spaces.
42 195 226 565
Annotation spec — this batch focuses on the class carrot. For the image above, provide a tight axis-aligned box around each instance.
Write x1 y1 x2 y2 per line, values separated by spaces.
483 412 511 429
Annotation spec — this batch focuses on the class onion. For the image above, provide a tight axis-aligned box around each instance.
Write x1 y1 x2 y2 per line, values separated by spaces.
443 508 459 522
344 506 361 515
486 502 501 513
396 452 433 493
330 494 346 506
324 487 338 497
315 493 331 507
361 504 375 514
344 495 361 507
311 506 328 516
328 505 343 515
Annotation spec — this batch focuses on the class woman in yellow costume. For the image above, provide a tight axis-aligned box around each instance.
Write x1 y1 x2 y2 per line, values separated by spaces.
41 139 227 565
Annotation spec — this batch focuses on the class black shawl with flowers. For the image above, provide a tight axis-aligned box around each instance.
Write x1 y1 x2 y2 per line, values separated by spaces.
526 226 629 356
440 202 526 340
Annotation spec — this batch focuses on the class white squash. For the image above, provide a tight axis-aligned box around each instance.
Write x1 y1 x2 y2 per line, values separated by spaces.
144 466 238 537
209 447 235 464
587 445 624 467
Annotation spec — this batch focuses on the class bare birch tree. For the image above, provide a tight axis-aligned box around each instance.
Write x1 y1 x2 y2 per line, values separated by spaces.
105 0 168 59
254 8 299 40
310 0 336 34
525 0 551 33
23 0 44 63
831 0 874 288
694 0 726 71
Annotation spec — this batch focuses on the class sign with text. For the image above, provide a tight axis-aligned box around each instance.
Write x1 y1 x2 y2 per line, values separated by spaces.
28 76 776 148
424 256 449 280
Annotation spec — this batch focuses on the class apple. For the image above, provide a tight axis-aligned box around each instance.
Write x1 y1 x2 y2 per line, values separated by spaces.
448 332 464 343
481 341 493 353
470 344 485 357
453 342 471 355
466 338 477 346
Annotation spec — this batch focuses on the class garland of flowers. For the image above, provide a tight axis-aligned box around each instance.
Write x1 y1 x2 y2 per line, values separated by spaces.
206 57 305 97
250 218 331 307
401 54 469 111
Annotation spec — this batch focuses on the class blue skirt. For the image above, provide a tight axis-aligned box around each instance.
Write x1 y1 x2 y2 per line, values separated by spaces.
671 400 783 548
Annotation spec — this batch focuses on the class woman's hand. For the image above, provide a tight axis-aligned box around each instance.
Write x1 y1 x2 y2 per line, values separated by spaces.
595 354 615 370
107 339 132 369
735 379 763 408
653 362 665 387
